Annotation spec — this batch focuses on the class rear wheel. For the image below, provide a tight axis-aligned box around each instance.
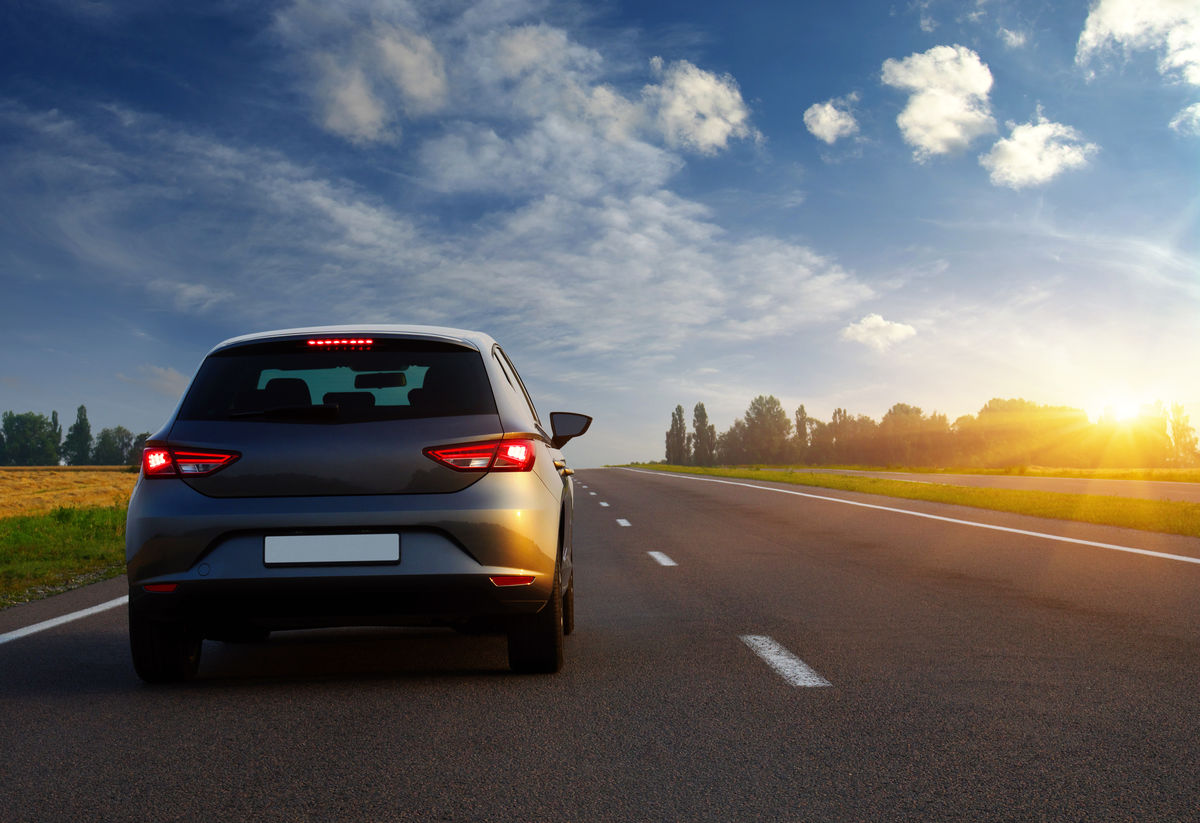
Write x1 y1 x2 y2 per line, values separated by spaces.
129 605 202 683
507 564 563 674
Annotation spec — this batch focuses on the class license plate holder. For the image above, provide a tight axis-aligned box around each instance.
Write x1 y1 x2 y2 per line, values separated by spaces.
264 533 400 566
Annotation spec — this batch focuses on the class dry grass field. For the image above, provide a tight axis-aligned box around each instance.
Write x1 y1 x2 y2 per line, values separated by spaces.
0 466 137 518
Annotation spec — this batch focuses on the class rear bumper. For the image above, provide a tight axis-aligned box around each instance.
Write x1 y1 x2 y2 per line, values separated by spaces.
129 573 545 632
125 471 561 629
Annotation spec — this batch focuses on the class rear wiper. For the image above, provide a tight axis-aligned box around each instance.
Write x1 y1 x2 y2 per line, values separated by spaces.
229 404 340 421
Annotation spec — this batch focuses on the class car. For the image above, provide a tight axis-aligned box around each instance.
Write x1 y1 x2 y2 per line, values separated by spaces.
125 324 591 682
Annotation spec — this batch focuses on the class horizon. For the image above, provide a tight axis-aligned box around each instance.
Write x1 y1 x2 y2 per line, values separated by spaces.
2 0 1197 469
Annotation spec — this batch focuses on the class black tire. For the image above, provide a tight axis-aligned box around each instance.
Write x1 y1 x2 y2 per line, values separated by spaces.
562 573 575 636
129 605 202 683
507 564 564 674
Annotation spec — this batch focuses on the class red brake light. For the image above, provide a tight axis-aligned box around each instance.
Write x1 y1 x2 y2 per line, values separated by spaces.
143 449 173 476
424 439 537 472
307 338 373 350
142 447 239 478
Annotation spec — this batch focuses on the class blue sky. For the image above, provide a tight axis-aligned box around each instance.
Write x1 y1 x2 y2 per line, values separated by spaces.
2 0 1197 467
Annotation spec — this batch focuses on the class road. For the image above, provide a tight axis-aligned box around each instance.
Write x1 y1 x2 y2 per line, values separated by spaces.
798 467 1200 502
2 468 1199 821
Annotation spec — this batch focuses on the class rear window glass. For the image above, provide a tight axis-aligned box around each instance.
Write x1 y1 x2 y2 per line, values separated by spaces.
178 338 497 423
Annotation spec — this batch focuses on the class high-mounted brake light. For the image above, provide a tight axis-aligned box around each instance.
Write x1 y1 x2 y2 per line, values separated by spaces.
424 439 538 472
307 337 373 350
142 447 240 478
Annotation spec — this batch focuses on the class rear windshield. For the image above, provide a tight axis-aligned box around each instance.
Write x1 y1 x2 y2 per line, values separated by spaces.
178 338 497 423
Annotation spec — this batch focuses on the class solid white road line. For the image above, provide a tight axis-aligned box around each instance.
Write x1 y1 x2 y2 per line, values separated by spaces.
616 518 631 527
647 551 677 566
599 501 610 507
623 469 1200 567
741 634 832 688
0 596 128 646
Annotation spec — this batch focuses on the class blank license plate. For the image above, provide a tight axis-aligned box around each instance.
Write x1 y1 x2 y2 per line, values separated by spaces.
264 534 399 565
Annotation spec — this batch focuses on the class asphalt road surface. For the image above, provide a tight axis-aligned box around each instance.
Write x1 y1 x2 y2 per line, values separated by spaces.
2 468 1199 821
799 467 1200 502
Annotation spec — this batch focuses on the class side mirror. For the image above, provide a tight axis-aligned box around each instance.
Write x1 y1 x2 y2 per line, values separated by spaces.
550 412 592 449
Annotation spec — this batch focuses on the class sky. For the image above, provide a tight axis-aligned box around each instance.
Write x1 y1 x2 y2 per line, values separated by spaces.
1 0 1198 468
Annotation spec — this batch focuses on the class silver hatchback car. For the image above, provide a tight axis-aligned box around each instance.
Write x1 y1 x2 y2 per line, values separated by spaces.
125 325 590 681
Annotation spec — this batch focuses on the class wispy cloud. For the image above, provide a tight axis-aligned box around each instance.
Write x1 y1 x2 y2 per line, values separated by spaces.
116 365 190 399
1169 102 1200 135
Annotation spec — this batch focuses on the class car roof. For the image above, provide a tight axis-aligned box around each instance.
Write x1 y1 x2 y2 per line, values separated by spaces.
208 324 498 355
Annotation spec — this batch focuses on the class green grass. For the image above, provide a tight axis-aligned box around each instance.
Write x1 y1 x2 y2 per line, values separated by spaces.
629 464 1200 539
0 505 126 609
793 465 1200 483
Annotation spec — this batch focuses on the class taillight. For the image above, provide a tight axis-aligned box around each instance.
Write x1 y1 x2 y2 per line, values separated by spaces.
424 439 538 472
142 447 239 478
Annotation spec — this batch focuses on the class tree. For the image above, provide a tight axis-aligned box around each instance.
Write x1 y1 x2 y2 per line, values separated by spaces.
742 395 792 463
717 418 749 464
93 426 134 466
691 403 717 466
1 411 61 466
62 405 93 466
665 405 689 465
1168 403 1199 466
131 432 152 466
793 405 810 463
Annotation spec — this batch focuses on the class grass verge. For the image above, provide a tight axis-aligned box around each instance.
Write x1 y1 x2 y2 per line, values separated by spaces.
629 464 1200 539
795 465 1200 483
0 505 126 610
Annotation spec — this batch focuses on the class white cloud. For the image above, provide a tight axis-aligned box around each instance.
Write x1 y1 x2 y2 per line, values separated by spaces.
375 26 448 114
643 58 760 155
999 27 1028 49
803 94 860 144
840 314 917 352
979 112 1099 188
417 116 681 197
881 45 996 161
276 7 451 144
314 56 391 144
1 102 870 367
1169 101 1200 134
1077 0 1200 86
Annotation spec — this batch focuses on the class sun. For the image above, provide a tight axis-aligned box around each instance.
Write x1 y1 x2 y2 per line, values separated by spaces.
1089 395 1147 423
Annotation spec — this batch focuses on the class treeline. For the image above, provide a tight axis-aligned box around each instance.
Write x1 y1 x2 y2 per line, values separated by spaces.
666 397 1200 469
0 406 150 467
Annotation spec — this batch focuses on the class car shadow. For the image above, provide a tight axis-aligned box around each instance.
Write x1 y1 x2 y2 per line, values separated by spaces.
0 626 518 697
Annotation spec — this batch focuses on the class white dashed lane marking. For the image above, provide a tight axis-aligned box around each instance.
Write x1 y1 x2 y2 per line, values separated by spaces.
616 518 631 527
740 635 832 688
599 502 609 507
647 551 677 566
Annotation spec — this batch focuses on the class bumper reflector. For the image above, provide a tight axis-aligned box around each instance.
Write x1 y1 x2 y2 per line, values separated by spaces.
143 583 178 593
489 575 536 587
